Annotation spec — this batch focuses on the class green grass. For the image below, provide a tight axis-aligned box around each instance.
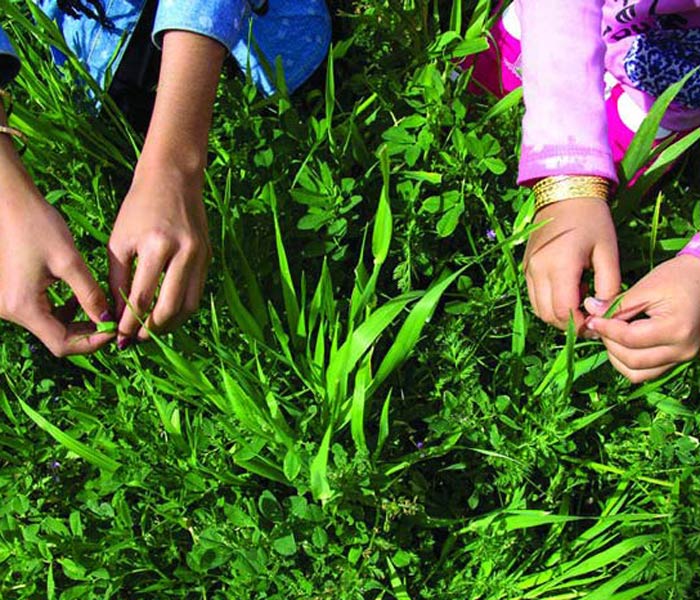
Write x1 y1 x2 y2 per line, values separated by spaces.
1 0 700 598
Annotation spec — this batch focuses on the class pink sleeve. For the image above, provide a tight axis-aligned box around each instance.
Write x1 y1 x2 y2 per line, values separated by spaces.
518 1 618 185
679 233 700 259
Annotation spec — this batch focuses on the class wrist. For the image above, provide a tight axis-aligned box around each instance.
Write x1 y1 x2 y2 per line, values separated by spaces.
534 196 610 221
533 175 611 214
678 233 700 261
135 143 207 186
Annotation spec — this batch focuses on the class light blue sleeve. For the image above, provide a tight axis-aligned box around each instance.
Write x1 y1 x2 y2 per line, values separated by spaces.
0 28 20 85
152 0 249 52
152 0 331 96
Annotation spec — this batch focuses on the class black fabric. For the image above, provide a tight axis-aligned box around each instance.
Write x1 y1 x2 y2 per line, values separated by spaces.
107 0 160 132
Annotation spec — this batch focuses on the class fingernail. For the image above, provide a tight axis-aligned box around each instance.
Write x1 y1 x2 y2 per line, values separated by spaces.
588 298 606 309
118 338 131 351
586 319 597 330
100 311 115 323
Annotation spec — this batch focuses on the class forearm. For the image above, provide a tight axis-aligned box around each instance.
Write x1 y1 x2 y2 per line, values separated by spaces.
139 30 226 179
519 0 615 184
0 104 40 207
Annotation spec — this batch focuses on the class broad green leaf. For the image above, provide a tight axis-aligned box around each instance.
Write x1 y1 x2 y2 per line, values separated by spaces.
273 533 297 557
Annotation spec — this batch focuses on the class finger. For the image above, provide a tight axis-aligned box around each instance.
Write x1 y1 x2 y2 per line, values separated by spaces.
108 245 133 322
591 241 621 301
24 312 114 357
137 250 208 341
587 315 670 349
525 270 541 317
55 255 112 324
603 338 681 371
136 255 192 341
606 351 676 384
118 251 169 344
548 268 585 331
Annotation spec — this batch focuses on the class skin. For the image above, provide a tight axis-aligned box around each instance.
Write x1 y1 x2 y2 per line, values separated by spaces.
109 31 223 347
523 196 621 333
585 255 700 383
0 112 114 356
0 30 224 355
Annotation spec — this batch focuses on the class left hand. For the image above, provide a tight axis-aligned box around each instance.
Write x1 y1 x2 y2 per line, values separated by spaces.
585 255 700 383
108 158 211 347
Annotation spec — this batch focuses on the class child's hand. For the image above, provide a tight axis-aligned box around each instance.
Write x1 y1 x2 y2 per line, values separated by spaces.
524 198 620 333
107 159 211 348
0 188 114 356
585 255 700 383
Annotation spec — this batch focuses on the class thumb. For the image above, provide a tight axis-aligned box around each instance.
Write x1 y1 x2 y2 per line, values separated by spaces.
592 242 621 302
583 296 611 317
55 253 112 324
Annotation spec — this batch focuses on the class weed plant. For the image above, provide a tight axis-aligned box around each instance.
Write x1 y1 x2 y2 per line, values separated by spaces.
0 1 699 598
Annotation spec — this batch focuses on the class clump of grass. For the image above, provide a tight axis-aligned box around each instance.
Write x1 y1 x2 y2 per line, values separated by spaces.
0 0 699 598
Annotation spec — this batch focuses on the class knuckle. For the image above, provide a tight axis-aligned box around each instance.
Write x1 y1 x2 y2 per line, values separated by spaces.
552 304 572 323
152 304 178 328
624 355 645 370
679 345 698 363
627 371 647 384
617 329 634 347
179 235 202 258
0 292 25 319
524 256 542 276
677 324 695 345
46 341 67 358
81 285 104 309
144 230 175 256
52 252 82 276
133 291 153 312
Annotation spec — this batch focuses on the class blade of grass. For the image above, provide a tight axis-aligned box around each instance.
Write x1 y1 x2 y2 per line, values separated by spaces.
19 399 120 472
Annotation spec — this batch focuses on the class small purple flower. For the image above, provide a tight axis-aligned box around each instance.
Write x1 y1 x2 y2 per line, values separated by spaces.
415 441 424 450
49 460 61 470
486 229 497 242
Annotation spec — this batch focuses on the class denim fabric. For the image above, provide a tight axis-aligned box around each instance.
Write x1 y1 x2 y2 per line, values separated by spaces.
231 0 331 95
152 0 249 55
0 1 330 94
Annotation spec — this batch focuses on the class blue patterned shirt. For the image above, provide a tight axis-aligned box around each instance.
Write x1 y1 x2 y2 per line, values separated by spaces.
0 0 331 94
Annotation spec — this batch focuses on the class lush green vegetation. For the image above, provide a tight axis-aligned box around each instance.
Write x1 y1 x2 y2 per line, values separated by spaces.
1 1 700 597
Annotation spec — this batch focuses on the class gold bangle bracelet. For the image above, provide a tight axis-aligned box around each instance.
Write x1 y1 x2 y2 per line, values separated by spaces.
533 175 611 213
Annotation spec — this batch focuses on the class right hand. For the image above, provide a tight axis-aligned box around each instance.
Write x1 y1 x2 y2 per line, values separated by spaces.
0 176 114 357
523 197 620 333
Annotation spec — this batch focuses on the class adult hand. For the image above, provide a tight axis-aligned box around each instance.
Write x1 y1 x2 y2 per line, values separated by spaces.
524 197 620 333
0 186 114 356
108 158 210 347
585 255 700 383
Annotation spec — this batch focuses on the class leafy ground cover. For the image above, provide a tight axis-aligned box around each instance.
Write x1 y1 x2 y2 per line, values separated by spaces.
1 1 700 598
